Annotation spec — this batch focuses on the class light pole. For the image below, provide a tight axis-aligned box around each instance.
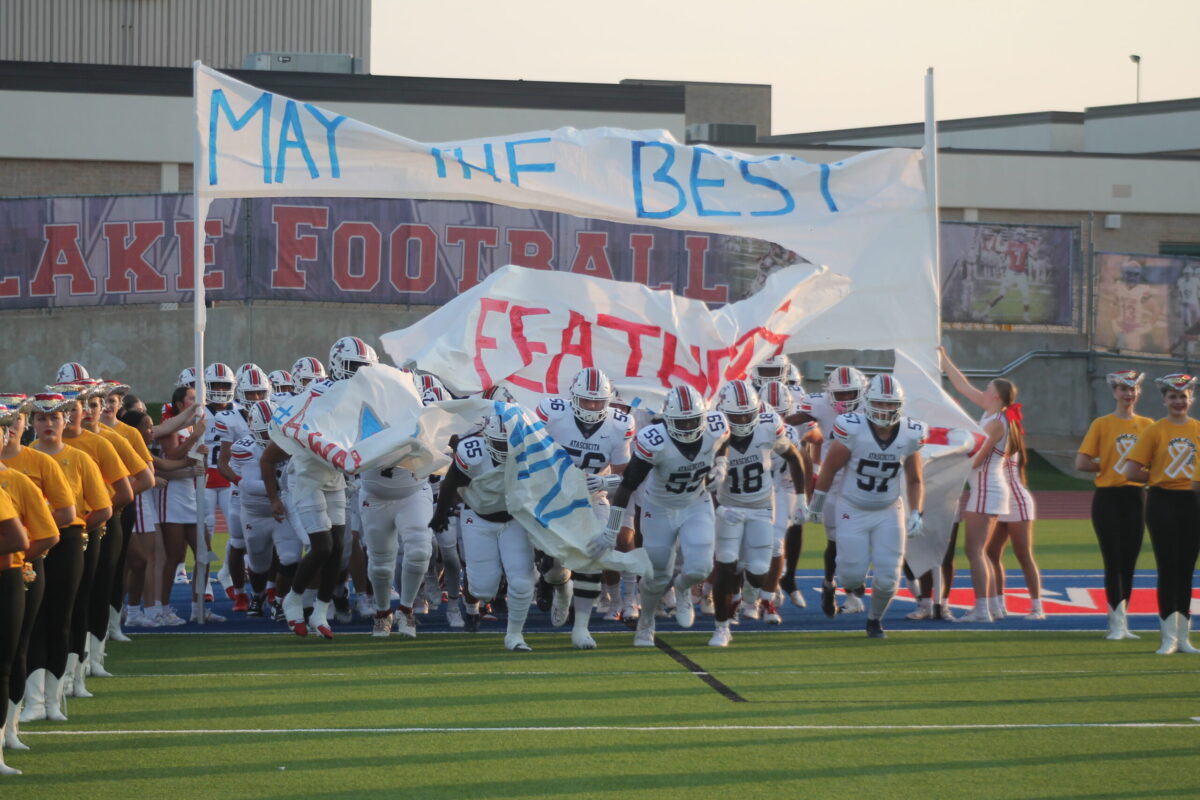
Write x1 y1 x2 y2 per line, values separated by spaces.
1129 54 1141 103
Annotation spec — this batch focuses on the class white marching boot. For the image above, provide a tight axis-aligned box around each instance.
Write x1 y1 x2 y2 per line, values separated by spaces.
1176 613 1200 654
1156 614 1179 655
70 654 92 699
87 633 112 678
0 745 20 776
43 672 67 721
4 700 28 750
108 607 131 643
18 670 46 722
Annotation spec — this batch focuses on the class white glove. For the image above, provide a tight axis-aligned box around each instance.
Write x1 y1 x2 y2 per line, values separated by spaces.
808 490 827 525
587 506 625 559
718 505 746 525
586 528 618 559
789 495 809 526
709 456 729 487
906 510 924 538
586 473 622 493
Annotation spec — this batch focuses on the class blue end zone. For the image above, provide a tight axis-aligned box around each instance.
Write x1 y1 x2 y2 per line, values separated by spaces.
138 570 1189 635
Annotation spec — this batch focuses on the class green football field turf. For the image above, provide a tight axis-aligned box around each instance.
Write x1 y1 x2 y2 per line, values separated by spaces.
7 518 1198 798
7 629 1200 799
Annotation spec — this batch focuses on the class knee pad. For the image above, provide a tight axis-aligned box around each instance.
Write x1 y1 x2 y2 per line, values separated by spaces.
872 573 898 594
506 576 534 600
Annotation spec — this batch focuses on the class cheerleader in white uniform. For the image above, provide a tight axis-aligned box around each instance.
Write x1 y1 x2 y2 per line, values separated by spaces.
939 348 1019 623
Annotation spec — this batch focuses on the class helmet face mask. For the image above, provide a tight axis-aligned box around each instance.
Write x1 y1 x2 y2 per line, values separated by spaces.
267 370 295 395
864 374 905 427
717 379 760 437
825 366 868 414
291 357 326 388
751 355 788 387
247 400 275 444
482 415 509 463
761 381 792 417
204 363 235 405
569 368 612 425
662 385 705 444
329 337 378 381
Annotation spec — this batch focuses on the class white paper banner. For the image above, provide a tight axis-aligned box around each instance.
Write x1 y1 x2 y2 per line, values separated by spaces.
194 63 938 373
268 365 488 476
381 263 849 408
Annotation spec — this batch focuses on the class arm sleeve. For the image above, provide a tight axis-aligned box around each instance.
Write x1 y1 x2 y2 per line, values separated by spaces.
1078 419 1102 459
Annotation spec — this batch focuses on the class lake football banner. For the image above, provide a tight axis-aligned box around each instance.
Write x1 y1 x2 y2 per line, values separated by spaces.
0 193 809 309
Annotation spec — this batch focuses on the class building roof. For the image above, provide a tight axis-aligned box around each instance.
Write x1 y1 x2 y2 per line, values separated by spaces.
0 59 685 114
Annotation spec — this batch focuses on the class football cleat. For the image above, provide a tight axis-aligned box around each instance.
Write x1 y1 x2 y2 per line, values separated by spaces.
789 589 807 609
741 600 761 621
840 593 865 614
906 604 934 620
247 595 265 617
571 629 598 650
372 612 393 638
762 600 782 625
395 611 417 639
708 623 732 647
821 582 837 618
953 607 994 623
674 594 695 629
463 612 481 633
535 577 554 613
504 634 533 652
550 581 573 627
446 601 465 629
333 595 353 625
934 603 956 621
866 618 887 639
700 594 716 616
633 616 656 647
232 592 250 612
618 602 639 621
282 592 307 636
271 601 286 622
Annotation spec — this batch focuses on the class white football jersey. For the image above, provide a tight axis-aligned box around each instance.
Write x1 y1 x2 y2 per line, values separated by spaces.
832 412 926 510
716 410 791 509
229 436 268 499
633 412 729 509
536 396 634 474
453 434 503 482
772 423 804 491
213 408 251 446
798 392 840 455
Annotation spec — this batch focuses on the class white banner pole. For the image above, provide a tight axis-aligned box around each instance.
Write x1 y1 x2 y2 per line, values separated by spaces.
924 67 943 343
192 62 209 625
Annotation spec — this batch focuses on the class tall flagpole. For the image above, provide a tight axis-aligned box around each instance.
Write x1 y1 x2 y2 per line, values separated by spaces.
924 67 942 345
923 67 944 606
192 62 209 624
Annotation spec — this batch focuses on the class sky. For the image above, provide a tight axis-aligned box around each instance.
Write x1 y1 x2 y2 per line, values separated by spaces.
371 0 1200 135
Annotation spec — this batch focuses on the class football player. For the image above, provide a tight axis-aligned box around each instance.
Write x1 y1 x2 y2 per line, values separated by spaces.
587 385 728 646
791 367 870 616
358 390 440 639
808 375 925 638
214 367 272 612
534 367 633 648
227 400 280 617
430 414 537 652
262 338 377 638
759 380 813 614
290 357 326 391
268 370 295 398
708 380 806 646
